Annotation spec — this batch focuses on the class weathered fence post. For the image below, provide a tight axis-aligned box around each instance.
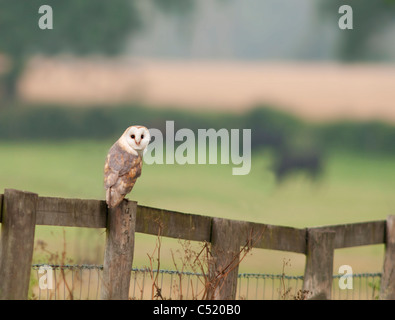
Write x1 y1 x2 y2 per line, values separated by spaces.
0 189 38 300
380 215 395 300
100 200 137 300
207 218 241 300
303 229 335 300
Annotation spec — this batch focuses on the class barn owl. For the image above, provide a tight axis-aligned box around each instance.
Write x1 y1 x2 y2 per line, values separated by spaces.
104 126 150 208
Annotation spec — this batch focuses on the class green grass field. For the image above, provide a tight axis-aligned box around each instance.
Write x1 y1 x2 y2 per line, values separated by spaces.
1 140 394 275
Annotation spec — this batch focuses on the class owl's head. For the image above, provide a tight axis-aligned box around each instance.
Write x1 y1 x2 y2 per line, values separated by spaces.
121 126 151 155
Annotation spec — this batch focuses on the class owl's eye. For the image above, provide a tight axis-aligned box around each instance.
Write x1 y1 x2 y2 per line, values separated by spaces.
131 134 135 139
141 135 144 139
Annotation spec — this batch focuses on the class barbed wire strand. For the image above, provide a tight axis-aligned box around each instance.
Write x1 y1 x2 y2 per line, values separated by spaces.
31 264 382 300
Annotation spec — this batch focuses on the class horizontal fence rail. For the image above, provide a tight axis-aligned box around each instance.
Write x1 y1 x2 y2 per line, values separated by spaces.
0 189 395 300
0 192 387 253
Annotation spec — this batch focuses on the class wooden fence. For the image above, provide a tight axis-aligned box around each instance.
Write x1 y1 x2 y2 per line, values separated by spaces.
0 188 394 300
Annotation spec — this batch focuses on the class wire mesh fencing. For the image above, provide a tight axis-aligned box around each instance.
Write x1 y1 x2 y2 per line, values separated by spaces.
30 264 382 300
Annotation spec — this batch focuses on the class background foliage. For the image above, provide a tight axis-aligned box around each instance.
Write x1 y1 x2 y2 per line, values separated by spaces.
1 104 394 156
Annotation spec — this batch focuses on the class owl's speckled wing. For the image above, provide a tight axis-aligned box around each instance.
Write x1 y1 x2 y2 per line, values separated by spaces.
104 141 142 208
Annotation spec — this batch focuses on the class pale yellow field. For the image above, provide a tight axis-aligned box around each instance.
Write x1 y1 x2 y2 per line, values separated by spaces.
16 57 395 124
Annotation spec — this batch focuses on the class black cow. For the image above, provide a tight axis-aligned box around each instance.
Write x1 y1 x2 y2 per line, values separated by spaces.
273 150 324 182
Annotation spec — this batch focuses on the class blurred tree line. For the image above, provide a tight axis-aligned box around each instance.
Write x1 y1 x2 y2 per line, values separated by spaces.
1 103 394 156
1 0 395 158
322 0 395 61
0 0 194 101
1 0 395 103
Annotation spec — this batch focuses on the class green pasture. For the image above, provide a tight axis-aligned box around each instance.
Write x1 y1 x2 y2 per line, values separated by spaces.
1 140 394 275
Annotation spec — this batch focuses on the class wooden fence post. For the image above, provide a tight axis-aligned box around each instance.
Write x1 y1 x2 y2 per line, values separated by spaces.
380 215 395 300
303 229 335 300
100 200 137 300
0 189 38 300
207 218 241 300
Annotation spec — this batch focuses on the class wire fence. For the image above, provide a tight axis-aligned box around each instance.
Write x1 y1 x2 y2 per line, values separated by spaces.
30 264 382 300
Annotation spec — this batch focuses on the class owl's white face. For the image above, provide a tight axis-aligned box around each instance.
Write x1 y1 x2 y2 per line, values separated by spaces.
122 126 151 155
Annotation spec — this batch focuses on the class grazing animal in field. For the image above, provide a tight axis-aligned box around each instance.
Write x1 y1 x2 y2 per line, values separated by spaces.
104 126 150 208
273 150 323 182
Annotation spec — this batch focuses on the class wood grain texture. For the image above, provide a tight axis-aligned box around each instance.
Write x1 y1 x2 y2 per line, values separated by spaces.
36 196 107 228
34 197 213 243
136 205 212 242
100 200 137 300
241 221 306 254
380 215 395 300
19 193 386 251
314 221 385 249
303 229 336 300
1 189 393 301
0 189 38 300
0 194 3 223
207 218 241 300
